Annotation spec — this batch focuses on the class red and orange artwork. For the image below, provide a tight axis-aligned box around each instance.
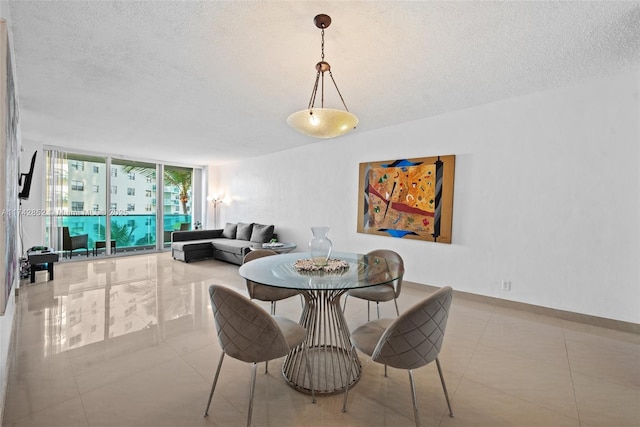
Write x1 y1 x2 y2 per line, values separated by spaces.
357 156 455 243
368 161 435 233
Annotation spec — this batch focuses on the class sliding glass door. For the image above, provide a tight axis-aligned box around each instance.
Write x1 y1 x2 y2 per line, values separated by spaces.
45 149 197 255
45 151 108 254
110 159 157 252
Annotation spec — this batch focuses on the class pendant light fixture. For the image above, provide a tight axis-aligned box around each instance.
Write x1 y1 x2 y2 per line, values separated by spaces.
287 14 358 138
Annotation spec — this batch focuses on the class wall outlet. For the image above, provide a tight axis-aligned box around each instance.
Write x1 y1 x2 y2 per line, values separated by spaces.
501 280 511 291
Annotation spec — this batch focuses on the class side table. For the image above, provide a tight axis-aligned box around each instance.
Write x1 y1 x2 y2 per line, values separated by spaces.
249 242 297 254
27 250 60 283
93 240 117 256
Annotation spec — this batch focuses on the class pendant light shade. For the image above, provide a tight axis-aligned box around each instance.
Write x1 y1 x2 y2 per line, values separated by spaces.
287 108 358 139
288 14 358 139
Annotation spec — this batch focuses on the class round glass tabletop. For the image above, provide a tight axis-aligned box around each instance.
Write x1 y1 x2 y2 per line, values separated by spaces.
238 251 402 291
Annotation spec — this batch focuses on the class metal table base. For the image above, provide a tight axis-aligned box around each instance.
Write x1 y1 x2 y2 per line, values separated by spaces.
282 289 361 395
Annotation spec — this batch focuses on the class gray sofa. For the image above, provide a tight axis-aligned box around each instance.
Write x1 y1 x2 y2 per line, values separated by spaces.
171 222 275 264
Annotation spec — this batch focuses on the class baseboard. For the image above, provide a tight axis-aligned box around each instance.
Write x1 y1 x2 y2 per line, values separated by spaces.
405 281 639 335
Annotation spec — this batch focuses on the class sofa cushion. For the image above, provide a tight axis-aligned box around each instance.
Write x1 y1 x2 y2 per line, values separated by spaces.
222 223 237 239
171 239 218 251
171 229 223 242
250 223 275 243
210 238 251 255
236 222 254 241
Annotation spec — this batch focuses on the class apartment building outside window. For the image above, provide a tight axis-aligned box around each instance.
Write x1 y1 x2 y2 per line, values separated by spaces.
70 160 84 171
93 166 99 173
127 203 135 212
71 201 84 211
92 185 99 193
128 172 135 180
111 186 117 195
71 180 84 191
127 188 135 196
111 168 117 177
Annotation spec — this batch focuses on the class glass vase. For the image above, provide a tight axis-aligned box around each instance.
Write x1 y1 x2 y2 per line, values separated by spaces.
309 226 332 267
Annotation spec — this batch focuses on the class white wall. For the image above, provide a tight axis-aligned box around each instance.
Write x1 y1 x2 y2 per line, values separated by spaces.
213 71 640 324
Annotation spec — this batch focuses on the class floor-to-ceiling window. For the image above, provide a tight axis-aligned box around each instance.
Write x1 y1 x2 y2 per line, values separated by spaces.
44 149 198 255
112 159 158 251
45 151 108 253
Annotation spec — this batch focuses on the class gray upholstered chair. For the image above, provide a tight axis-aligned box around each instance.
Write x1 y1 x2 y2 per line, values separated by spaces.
204 285 315 427
342 286 454 426
244 249 301 316
343 249 405 321
62 226 89 258
243 249 302 373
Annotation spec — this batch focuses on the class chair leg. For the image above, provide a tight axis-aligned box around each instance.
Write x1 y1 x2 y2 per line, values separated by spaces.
264 301 277 374
247 362 258 427
342 294 349 313
341 344 356 412
376 302 380 319
203 353 225 417
408 370 420 427
436 358 454 417
367 301 371 322
393 298 400 316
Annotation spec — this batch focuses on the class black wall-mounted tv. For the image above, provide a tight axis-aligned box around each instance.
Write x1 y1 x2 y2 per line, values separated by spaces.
18 150 37 200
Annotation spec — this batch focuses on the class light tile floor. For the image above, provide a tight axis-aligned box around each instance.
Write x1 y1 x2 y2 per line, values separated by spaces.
3 252 639 427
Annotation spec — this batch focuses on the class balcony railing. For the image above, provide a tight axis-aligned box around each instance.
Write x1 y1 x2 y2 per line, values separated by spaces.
49 214 192 251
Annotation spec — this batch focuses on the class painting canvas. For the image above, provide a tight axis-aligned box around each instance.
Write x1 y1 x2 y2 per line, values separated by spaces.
1 20 19 315
357 155 455 243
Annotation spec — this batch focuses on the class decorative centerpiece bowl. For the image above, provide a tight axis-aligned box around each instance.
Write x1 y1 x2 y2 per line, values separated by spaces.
294 258 349 275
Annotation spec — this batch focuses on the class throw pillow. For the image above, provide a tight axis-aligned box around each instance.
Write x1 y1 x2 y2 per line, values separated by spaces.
236 222 254 241
222 223 237 239
250 223 275 243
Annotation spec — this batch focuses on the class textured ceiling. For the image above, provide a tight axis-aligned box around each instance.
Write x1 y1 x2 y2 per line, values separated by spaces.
7 1 640 166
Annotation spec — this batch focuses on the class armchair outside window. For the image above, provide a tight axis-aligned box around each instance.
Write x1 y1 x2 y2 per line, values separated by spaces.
62 226 89 258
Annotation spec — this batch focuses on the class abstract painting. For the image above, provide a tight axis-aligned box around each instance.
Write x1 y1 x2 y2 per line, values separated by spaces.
1 20 19 315
357 155 455 243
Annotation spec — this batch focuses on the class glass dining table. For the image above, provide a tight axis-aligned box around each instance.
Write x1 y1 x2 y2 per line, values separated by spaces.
238 251 403 395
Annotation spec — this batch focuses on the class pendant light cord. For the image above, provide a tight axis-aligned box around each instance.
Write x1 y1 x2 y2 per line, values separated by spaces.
305 19 351 113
